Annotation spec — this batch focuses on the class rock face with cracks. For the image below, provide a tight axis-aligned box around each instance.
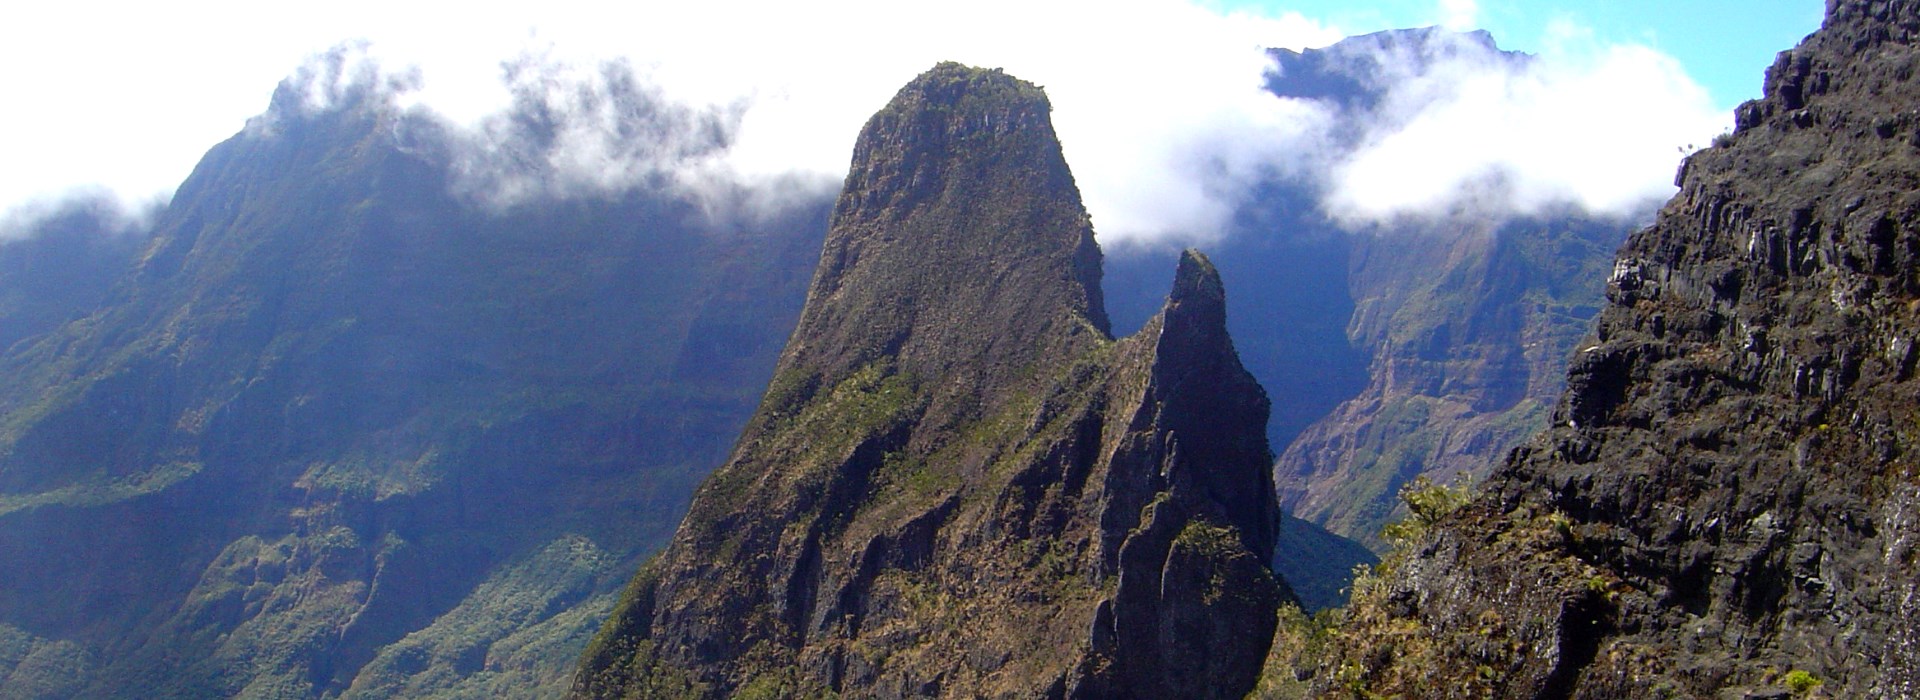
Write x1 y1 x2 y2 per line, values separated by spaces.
573 63 1288 699
1309 2 1920 697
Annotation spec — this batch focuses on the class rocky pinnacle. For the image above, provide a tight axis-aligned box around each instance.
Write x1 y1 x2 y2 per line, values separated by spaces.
574 63 1286 699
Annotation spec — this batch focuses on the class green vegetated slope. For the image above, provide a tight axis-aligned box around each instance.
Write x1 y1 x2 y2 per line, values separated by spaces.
1277 1 1920 696
574 63 1288 699
0 72 824 697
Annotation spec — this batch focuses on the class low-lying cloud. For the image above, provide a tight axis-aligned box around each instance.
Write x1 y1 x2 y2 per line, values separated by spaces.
0 189 157 245
2 0 1728 248
1311 24 1726 228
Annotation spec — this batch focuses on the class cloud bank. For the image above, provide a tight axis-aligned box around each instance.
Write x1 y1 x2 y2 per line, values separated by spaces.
2 0 1728 247
0 189 157 245
1310 24 1727 228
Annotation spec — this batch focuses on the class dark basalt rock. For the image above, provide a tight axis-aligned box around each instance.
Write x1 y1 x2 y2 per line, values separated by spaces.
574 63 1287 699
1311 2 1920 696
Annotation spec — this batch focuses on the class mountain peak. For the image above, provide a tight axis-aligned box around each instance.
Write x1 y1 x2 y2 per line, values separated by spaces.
1265 26 1527 112
1166 248 1226 328
788 62 1108 415
837 62 1066 220
1170 248 1223 301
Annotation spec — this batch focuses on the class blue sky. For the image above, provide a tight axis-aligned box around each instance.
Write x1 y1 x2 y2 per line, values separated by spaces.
1230 0 1826 110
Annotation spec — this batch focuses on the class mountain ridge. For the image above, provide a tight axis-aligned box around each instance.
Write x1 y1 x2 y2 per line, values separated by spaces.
0 70 827 698
574 62 1286 700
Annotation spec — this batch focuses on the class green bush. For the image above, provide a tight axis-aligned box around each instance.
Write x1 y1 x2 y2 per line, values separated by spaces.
1783 669 1821 695
1378 476 1471 547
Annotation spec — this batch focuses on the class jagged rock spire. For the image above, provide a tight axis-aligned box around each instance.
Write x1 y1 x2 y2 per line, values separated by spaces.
575 64 1284 699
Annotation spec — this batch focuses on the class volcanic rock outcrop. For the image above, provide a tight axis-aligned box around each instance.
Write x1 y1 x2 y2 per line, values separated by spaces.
1309 2 1920 696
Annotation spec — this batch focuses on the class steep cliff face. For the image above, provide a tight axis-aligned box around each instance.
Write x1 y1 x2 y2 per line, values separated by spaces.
574 63 1286 699
1316 2 1920 696
1277 218 1619 551
0 74 824 697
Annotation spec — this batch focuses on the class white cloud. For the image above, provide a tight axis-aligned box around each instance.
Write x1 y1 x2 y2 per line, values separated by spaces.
0 188 157 243
1316 26 1728 226
0 0 1724 246
1438 0 1480 31
2 0 1347 244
